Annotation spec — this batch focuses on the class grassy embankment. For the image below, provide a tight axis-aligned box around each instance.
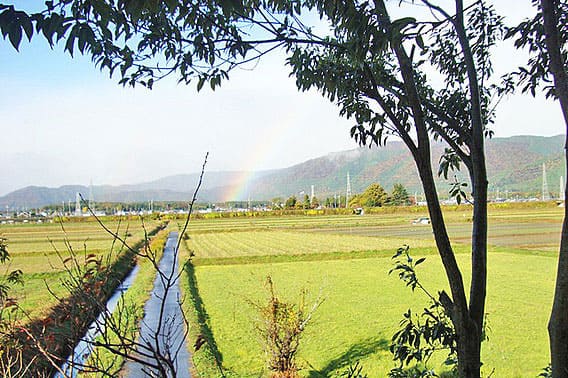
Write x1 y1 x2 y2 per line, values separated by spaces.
0 218 166 375
0 220 160 318
181 203 561 377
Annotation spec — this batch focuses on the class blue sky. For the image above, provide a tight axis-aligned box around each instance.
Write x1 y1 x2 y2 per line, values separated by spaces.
0 1 565 196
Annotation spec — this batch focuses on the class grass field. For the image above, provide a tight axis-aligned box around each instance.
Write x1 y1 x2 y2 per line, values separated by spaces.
1 204 562 376
182 204 563 377
0 219 159 319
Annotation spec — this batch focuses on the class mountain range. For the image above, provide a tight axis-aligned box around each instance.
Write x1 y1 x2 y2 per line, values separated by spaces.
1 135 565 209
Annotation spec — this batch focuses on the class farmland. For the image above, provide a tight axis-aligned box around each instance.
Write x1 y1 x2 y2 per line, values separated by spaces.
0 219 160 319
0 203 562 376
180 203 562 377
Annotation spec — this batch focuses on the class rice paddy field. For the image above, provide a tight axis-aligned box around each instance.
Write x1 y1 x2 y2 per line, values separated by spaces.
180 203 563 377
1 203 563 377
0 219 159 319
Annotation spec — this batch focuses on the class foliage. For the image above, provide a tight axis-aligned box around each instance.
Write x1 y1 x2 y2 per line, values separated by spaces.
0 236 23 312
0 1 520 375
303 194 312 210
350 183 389 208
252 276 320 378
389 246 457 376
505 0 568 98
390 184 410 206
363 183 388 208
285 196 298 210
311 196 320 209
448 177 469 205
0 236 29 377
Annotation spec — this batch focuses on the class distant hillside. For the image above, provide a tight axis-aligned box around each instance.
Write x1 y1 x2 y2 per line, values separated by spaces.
1 135 565 208
245 135 566 200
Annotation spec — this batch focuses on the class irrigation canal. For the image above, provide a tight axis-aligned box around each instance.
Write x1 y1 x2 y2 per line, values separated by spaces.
124 231 191 377
57 231 191 377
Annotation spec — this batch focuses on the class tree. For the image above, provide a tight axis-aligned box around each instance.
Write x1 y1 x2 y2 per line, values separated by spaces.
362 183 388 207
285 196 297 209
311 196 320 209
251 276 321 377
348 193 364 208
392 184 410 206
389 184 410 206
302 194 311 210
271 197 284 210
507 1 568 375
0 1 505 375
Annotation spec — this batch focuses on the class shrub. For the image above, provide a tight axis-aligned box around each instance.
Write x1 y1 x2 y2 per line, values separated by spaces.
252 276 320 378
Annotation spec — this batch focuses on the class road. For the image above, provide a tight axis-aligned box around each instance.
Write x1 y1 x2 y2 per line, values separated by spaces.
124 231 191 378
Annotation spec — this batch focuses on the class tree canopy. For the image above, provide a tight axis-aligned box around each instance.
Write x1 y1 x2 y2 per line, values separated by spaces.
389 183 410 206
0 1 549 376
349 183 388 207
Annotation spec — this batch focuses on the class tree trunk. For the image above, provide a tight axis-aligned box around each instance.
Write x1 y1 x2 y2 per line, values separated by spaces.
455 316 482 378
375 2 486 375
541 0 568 375
416 152 481 378
551 215 568 377
386 5 481 375
453 2 489 376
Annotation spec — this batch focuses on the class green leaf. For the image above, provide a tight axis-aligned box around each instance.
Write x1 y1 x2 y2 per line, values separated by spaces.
65 23 80 57
8 21 22 50
18 11 33 41
78 25 87 53
415 34 425 50
196 77 205 92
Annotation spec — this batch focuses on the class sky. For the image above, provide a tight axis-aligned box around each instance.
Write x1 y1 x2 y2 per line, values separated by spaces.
0 1 565 197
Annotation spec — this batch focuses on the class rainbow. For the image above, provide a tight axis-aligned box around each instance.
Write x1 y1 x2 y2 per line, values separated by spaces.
222 120 291 202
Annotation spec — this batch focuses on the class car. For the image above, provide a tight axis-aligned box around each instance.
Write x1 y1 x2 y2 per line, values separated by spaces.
412 217 430 225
